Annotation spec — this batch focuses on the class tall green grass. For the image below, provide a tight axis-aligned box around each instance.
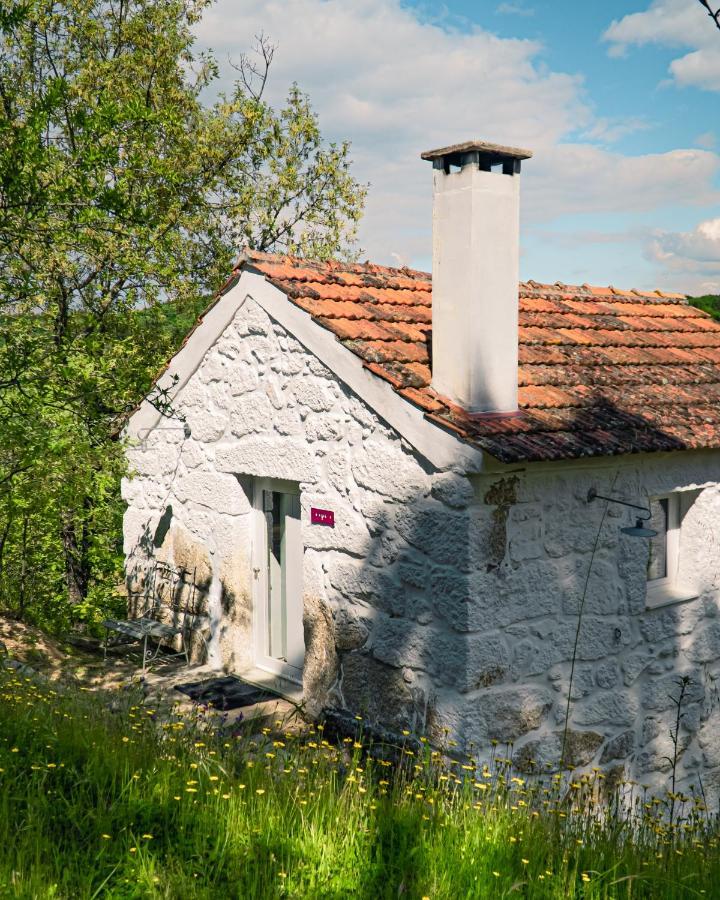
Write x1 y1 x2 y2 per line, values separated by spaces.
0 667 717 898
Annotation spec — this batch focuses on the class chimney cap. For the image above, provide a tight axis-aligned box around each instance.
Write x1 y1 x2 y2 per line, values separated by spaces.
421 140 533 164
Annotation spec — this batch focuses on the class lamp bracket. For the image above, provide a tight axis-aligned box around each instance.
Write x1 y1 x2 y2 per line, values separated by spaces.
587 488 652 520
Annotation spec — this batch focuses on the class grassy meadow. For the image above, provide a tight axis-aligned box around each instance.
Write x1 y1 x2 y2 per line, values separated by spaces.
0 666 718 899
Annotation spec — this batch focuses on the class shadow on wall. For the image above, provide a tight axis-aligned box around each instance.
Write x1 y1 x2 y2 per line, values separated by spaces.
311 443 473 736
324 394 720 795
126 505 214 661
125 470 254 669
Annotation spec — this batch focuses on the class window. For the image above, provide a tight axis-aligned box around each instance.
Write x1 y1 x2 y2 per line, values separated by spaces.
645 492 698 608
647 495 678 585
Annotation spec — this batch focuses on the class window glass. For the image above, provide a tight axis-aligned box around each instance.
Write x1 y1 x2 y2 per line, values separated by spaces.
647 497 669 582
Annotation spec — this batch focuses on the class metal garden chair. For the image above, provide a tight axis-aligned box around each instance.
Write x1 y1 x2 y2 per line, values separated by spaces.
102 563 209 672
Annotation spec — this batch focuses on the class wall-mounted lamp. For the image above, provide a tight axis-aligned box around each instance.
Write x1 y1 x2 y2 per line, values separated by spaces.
587 488 658 538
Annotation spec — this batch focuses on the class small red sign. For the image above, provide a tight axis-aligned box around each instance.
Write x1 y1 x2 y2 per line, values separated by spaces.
311 507 335 527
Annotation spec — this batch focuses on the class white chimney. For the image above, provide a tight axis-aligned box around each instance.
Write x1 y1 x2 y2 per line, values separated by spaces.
421 140 532 414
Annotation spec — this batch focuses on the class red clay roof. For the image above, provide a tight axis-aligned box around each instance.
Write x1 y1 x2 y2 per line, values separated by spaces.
240 250 720 464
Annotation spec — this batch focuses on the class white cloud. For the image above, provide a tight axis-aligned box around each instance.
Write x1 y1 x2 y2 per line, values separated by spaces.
670 47 720 92
646 217 720 293
695 131 716 149
528 146 720 221
195 0 588 263
582 116 653 144
194 0 720 288
604 0 709 51
651 217 720 261
198 0 582 148
603 0 720 91
496 2 535 16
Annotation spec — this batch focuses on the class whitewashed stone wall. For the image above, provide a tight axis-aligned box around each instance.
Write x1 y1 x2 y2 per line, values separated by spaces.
123 293 720 801
450 455 720 803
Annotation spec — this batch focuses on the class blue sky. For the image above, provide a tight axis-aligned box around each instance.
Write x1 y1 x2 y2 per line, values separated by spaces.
197 0 720 293
441 0 713 156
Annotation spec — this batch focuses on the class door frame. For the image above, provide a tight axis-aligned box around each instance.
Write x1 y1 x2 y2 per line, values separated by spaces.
251 477 304 684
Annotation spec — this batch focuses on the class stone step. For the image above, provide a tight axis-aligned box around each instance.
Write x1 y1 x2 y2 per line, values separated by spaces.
138 664 305 736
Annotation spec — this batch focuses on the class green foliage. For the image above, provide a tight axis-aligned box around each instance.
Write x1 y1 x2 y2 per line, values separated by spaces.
0 0 365 628
688 294 720 321
1 668 720 898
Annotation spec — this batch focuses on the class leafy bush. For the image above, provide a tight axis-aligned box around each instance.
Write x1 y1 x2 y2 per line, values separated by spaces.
688 294 720 321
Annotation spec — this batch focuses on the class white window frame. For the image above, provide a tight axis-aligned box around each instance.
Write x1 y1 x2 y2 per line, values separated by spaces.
645 492 698 609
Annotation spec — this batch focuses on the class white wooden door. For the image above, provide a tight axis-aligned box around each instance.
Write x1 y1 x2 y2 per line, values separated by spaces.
252 479 304 683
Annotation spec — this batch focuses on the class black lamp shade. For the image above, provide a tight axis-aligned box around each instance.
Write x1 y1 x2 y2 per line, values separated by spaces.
621 517 658 538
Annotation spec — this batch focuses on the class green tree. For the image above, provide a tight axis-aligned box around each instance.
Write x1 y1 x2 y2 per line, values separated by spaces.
689 294 720 320
0 0 365 626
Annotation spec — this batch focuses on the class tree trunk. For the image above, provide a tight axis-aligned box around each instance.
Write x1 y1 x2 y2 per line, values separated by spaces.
18 514 28 615
0 515 12 606
61 508 90 604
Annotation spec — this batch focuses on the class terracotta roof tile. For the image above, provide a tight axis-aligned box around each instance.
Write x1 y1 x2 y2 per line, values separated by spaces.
425 412 470 437
239 250 720 463
293 298 375 320
372 303 432 324
315 317 428 343
346 338 428 364
397 362 432 387
518 297 564 314
362 361 405 389
520 326 567 345
398 386 445 413
518 385 592 408
696 347 720 364
518 346 571 365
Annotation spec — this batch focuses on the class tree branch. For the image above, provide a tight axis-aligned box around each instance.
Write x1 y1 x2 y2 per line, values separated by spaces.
230 33 276 101
698 0 720 31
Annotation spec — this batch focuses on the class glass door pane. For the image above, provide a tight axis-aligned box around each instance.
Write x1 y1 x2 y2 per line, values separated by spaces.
255 481 304 682
283 494 303 670
265 491 286 660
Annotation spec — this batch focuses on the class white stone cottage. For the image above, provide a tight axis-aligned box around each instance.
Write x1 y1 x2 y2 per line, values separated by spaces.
124 141 720 797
